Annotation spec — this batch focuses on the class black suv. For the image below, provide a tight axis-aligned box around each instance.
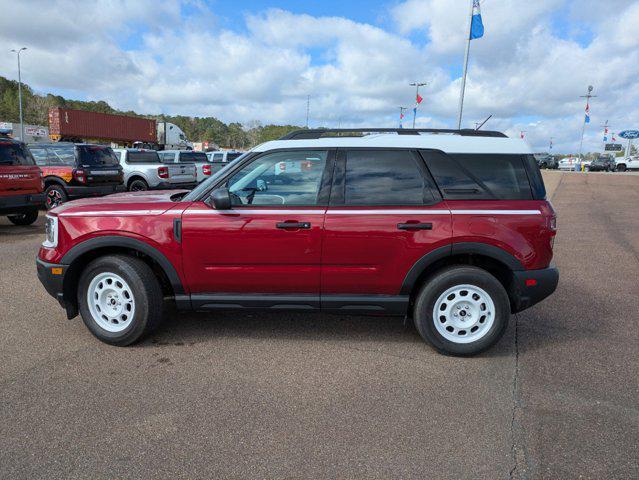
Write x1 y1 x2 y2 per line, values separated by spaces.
28 143 125 209
534 154 558 169
588 156 615 172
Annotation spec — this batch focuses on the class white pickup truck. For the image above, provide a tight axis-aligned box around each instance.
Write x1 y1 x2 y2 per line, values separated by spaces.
615 156 639 172
112 148 197 191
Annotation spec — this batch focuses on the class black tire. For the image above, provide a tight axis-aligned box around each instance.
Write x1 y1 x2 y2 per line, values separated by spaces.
7 208 39 226
617 164 626 172
128 178 149 192
45 184 68 209
413 266 510 356
77 255 164 346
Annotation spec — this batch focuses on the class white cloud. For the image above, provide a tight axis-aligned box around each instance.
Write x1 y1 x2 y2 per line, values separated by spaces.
0 0 638 153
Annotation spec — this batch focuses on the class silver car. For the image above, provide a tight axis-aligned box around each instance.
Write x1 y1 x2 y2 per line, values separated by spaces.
112 148 197 191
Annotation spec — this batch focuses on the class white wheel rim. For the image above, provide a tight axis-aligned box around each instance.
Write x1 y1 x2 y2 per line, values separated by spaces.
432 284 496 344
87 272 135 333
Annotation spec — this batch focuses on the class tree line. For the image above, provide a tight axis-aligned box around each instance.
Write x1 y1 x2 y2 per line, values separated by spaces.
0 76 302 148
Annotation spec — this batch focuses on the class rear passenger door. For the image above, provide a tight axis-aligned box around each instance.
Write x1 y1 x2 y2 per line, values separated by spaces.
321 149 452 306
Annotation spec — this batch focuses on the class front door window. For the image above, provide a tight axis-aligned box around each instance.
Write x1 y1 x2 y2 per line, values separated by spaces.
226 150 328 206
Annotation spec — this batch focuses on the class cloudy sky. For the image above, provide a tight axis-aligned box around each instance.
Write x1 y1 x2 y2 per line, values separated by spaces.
1 0 638 152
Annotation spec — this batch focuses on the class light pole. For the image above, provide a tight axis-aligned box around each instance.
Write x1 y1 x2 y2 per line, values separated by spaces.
409 82 427 129
10 47 27 141
305 95 310 129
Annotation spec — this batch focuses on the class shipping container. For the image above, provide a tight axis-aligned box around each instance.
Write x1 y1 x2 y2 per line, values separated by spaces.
48 108 156 144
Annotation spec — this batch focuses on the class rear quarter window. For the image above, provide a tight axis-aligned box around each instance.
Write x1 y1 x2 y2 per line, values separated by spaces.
421 151 533 200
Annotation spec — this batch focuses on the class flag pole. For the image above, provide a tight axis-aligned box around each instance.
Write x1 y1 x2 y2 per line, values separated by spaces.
456 0 474 130
578 85 596 167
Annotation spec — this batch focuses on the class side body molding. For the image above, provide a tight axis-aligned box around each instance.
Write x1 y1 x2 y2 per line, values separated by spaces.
61 236 186 295
400 242 524 295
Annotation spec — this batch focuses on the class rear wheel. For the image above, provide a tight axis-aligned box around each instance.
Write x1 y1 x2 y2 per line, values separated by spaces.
7 208 39 225
413 266 510 356
45 184 67 209
617 164 626 172
128 178 148 191
78 255 163 346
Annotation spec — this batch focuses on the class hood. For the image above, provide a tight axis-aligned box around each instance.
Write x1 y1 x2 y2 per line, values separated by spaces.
51 190 188 217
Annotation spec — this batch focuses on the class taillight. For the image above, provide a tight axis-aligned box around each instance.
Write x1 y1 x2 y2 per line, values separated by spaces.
202 164 211 176
73 168 86 184
158 166 169 179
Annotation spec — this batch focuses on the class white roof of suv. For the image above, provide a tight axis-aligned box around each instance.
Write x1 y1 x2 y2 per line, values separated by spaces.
254 130 531 155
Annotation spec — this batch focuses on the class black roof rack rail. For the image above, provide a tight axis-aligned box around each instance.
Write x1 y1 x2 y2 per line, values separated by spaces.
279 128 508 140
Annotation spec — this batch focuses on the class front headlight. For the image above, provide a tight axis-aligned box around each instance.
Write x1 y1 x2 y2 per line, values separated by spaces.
43 215 58 248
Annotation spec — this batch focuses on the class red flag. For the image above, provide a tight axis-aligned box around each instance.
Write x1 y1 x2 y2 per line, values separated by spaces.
416 93 423 104
520 131 525 139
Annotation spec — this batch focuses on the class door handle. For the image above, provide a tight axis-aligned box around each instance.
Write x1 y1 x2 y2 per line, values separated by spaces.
276 221 311 229
397 222 432 230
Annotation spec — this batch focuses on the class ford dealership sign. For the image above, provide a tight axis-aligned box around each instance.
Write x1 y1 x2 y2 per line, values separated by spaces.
618 130 639 139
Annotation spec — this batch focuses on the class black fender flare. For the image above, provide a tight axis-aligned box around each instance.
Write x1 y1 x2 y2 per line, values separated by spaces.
400 242 524 295
61 235 185 295
43 176 68 188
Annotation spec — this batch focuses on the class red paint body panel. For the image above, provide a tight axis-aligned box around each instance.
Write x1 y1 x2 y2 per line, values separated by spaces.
181 204 325 294
39 192 190 290
49 108 156 143
38 195 556 298
321 204 452 295
0 164 42 197
447 200 556 270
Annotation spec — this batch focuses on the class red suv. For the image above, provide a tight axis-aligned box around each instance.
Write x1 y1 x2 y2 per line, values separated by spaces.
0 131 44 225
36 129 558 355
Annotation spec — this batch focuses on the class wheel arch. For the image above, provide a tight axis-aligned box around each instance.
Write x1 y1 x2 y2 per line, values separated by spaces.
43 176 68 188
126 174 149 189
60 236 186 317
401 242 523 312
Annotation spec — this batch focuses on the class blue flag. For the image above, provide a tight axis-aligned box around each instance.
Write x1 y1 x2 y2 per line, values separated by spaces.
470 0 484 39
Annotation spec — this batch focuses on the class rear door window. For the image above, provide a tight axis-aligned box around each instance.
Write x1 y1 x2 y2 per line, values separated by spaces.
340 149 434 205
46 145 76 166
421 151 532 200
0 142 36 166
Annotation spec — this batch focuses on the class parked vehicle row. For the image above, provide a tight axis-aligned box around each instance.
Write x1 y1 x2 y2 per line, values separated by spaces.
113 149 197 191
36 127 559 356
1 135 206 223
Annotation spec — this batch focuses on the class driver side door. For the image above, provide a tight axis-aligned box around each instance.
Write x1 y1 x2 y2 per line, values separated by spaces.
181 149 333 308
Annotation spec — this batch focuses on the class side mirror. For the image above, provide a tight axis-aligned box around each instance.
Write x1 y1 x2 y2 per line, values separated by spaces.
205 187 232 210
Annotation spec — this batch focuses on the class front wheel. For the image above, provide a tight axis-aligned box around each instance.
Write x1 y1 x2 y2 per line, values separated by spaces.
413 266 510 356
7 208 39 225
78 255 164 346
617 164 626 172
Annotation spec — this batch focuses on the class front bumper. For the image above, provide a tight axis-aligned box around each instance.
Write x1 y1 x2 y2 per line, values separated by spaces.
510 265 559 313
66 184 126 198
0 193 44 214
36 257 76 318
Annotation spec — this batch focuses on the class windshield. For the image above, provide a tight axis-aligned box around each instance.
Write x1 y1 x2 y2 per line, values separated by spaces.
179 152 208 163
78 145 119 166
183 152 252 202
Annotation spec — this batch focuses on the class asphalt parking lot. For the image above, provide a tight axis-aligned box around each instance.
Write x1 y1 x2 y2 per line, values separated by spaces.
0 171 637 479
